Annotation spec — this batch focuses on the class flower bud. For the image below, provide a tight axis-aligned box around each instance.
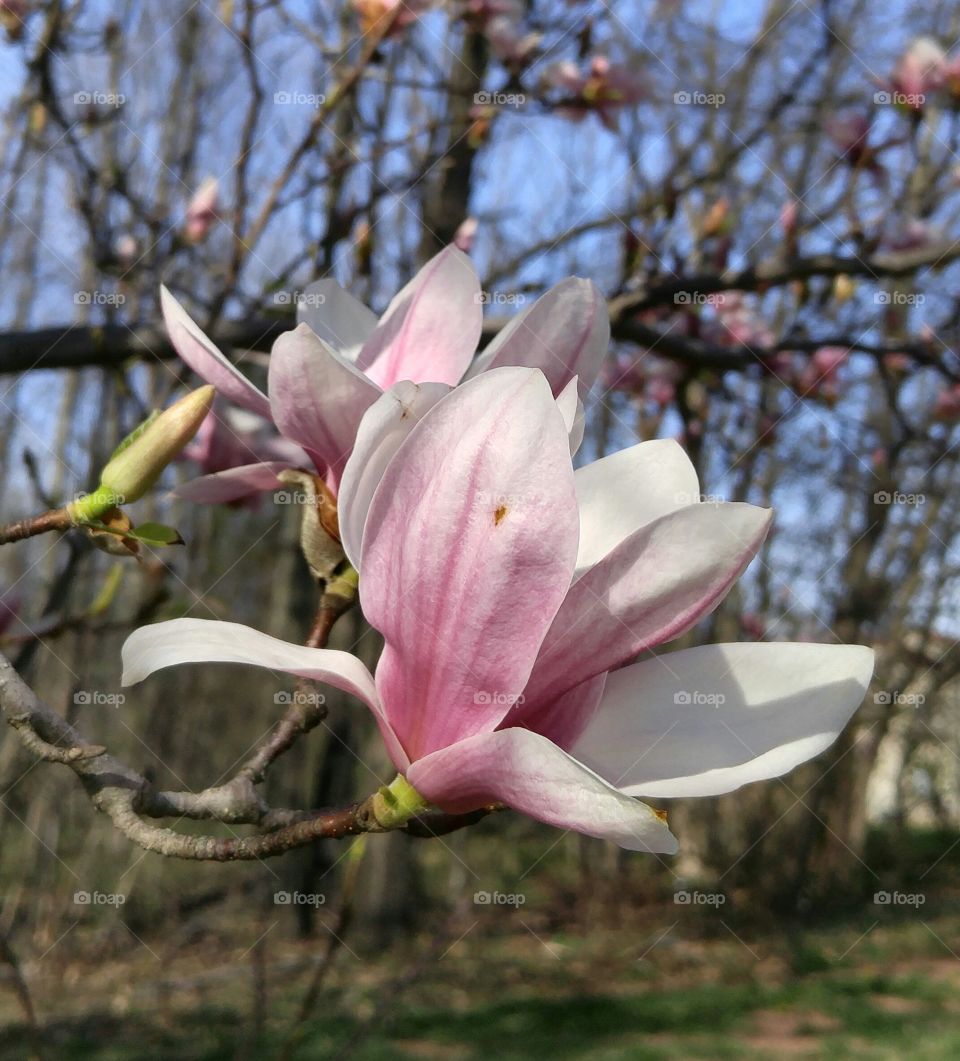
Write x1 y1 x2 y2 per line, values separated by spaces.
70 386 214 523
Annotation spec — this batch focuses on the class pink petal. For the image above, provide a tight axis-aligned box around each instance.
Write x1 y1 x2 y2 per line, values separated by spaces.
572 642 875 797
356 246 482 388
465 277 609 396
501 672 607 751
268 323 382 484
173 462 293 503
121 618 408 770
407 728 678 853
160 286 271 418
338 380 451 570
361 367 579 761
524 502 772 707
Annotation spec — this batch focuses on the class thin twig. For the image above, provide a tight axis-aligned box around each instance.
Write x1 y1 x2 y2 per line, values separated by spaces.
0 508 71 544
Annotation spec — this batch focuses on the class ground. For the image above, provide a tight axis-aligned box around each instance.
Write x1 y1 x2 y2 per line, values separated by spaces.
2 902 959 1059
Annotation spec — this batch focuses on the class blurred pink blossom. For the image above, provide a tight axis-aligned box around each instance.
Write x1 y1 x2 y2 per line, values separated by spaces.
826 113 881 174
453 216 478 252
780 200 799 238
934 384 960 421
546 56 647 130
484 15 540 65
353 0 432 34
184 177 219 243
888 37 945 109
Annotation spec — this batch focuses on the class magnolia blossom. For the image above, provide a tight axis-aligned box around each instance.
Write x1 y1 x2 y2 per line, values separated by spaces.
484 16 540 65
706 292 775 349
163 246 607 501
797 346 849 402
826 113 881 175
546 56 647 130
353 0 432 35
123 368 874 852
888 37 945 109
452 216 479 252
184 177 219 243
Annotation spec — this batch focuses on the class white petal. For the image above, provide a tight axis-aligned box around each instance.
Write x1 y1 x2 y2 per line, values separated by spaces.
555 377 586 456
121 618 408 769
571 642 875 798
574 439 701 574
296 281 378 362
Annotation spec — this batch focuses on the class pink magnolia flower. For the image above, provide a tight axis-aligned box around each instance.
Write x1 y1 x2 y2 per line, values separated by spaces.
184 177 219 243
115 234 139 267
452 216 478 252
797 346 849 401
353 0 432 35
123 368 874 851
706 293 775 349
163 246 608 502
780 200 799 238
887 37 945 109
484 16 540 65
546 56 647 130
826 113 882 175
